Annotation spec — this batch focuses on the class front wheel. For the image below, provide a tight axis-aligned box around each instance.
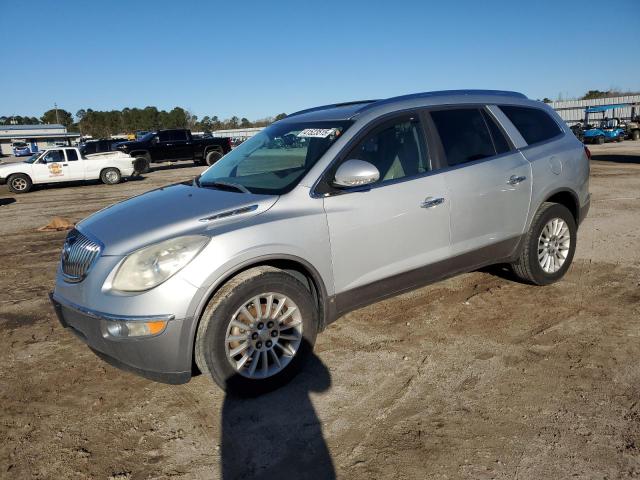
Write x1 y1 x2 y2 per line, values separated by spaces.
632 130 640 141
597 135 605 145
100 167 121 185
194 266 318 396
7 173 32 194
511 202 577 286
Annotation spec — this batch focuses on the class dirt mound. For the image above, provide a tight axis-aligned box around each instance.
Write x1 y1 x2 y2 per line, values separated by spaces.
37 216 75 232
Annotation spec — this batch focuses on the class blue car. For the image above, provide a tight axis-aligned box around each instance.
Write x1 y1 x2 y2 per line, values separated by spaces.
582 105 626 144
12 142 33 156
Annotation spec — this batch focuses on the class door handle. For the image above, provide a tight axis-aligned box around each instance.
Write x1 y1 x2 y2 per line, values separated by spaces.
420 197 445 208
62 163 68 166
507 175 526 185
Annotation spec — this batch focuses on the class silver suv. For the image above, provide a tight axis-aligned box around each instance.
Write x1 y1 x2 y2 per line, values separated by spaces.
51 90 590 395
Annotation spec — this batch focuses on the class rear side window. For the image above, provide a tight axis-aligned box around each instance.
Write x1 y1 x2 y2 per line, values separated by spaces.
430 108 495 166
65 149 78 161
481 110 511 154
499 105 562 145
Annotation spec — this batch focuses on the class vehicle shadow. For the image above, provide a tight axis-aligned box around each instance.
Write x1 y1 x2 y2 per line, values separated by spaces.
478 263 520 282
149 162 204 172
0 197 16 206
590 153 640 164
220 352 335 480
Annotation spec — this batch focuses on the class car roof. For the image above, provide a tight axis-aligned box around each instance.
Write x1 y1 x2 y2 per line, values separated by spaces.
280 89 531 123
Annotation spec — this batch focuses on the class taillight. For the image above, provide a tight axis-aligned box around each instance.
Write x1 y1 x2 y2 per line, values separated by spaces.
584 146 591 160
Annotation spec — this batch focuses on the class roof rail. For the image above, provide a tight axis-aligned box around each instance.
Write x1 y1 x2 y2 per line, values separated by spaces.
356 89 527 114
286 100 378 119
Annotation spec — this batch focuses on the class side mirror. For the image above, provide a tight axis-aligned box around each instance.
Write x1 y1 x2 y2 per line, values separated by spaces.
333 159 380 188
151 136 159 144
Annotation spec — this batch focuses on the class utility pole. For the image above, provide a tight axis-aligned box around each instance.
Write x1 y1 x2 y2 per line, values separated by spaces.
54 103 60 124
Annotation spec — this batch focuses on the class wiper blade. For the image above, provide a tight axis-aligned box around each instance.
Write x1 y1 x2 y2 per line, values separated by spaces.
200 180 251 194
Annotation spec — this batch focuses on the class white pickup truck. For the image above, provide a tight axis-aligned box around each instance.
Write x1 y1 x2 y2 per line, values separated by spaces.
0 147 137 194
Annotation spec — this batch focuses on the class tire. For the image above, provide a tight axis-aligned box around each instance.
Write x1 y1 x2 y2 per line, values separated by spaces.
596 136 605 145
100 167 121 185
133 157 150 174
632 130 640 141
194 266 318 396
617 134 624 142
7 173 32 194
205 150 222 166
511 202 577 286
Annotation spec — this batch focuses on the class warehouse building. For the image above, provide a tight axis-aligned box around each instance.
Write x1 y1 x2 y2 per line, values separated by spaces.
550 95 640 126
0 124 81 156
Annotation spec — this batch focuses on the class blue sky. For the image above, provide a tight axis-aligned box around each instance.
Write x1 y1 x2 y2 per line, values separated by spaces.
1 0 638 120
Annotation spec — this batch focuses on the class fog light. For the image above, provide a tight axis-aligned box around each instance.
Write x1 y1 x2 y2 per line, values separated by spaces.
104 320 167 338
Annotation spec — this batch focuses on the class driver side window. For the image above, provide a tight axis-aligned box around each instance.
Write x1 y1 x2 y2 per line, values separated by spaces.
345 116 430 185
41 150 64 163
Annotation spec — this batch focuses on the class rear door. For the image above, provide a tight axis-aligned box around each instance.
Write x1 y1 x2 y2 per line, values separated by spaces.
428 106 532 259
170 130 192 159
322 113 451 304
64 149 85 180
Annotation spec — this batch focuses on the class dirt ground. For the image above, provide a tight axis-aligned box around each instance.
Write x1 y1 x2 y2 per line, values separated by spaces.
1 143 639 479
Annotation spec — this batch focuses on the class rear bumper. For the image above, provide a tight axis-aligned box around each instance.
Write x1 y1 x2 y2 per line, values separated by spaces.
49 292 192 384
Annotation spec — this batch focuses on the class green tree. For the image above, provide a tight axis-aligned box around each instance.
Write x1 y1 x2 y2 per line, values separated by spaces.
41 108 74 127
274 113 287 121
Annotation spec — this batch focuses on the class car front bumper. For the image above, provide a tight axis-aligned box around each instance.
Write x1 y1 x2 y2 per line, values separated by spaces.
50 292 193 384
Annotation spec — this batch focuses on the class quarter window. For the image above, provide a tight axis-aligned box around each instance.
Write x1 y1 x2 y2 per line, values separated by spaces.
344 117 430 184
499 105 561 145
431 108 496 166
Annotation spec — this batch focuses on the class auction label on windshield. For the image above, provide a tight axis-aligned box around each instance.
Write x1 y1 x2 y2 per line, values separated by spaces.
297 128 336 138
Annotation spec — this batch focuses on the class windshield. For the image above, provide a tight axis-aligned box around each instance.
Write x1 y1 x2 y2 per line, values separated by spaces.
13 142 28 148
198 121 351 195
23 152 43 164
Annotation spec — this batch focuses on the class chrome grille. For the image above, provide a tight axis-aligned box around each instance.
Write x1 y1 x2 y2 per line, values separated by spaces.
61 229 102 282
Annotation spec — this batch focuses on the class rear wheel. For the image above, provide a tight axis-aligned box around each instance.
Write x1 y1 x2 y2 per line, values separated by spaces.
511 202 577 285
7 173 32 194
194 266 318 396
205 150 222 166
617 134 624 142
632 130 640 141
100 167 121 185
596 135 605 144
133 156 150 174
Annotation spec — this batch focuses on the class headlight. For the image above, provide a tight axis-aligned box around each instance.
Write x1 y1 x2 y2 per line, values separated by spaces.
112 235 209 292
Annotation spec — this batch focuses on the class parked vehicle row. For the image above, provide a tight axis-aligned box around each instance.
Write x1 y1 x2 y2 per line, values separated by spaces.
50 90 590 396
0 147 137 193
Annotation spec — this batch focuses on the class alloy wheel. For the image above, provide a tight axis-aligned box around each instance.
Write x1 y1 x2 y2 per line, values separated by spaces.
225 292 303 379
538 217 571 273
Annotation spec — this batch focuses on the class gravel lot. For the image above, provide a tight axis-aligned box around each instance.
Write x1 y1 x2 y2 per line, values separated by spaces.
1 143 639 479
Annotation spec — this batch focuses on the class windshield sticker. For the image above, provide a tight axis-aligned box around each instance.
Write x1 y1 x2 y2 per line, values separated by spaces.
297 128 336 138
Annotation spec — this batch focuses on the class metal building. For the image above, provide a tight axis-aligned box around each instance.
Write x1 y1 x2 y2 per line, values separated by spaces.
549 95 640 126
0 124 81 156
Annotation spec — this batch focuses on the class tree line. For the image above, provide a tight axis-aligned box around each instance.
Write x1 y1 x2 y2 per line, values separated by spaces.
0 107 287 139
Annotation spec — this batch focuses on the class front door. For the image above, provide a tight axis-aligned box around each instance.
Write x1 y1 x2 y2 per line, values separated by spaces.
32 149 71 183
322 115 451 309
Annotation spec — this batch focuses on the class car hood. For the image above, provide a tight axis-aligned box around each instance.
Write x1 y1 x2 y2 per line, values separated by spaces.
78 182 278 255
0 162 27 174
